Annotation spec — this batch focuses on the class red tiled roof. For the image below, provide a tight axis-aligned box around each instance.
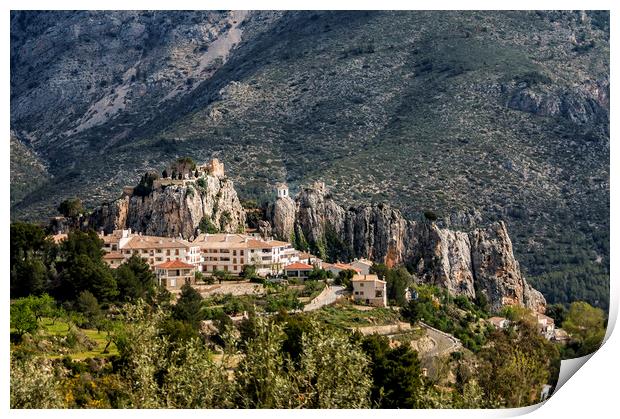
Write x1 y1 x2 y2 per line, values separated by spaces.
155 260 195 269
333 263 361 273
284 262 313 270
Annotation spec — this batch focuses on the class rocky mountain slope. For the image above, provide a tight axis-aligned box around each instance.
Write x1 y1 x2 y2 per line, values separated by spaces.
10 11 609 309
265 181 545 313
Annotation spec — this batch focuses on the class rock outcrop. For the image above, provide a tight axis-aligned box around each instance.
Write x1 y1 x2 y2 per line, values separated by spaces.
267 182 545 313
91 173 245 238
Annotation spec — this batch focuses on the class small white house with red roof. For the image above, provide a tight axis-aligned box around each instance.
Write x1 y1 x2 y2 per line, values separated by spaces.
155 260 197 290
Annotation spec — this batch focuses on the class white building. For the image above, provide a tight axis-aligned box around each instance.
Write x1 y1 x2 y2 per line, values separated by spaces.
351 258 374 275
192 233 299 276
100 230 202 270
324 262 361 277
351 274 387 307
276 183 289 198
284 262 314 280
488 316 510 330
154 260 197 290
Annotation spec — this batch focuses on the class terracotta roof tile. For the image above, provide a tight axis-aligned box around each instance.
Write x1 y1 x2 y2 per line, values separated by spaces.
155 260 195 269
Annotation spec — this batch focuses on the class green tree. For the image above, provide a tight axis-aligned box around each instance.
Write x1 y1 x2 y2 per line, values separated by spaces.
240 264 258 280
10 356 65 408
76 290 102 328
162 338 233 408
58 254 118 302
133 171 160 197
234 317 298 408
60 230 105 262
307 267 328 281
335 268 356 290
56 230 117 302
296 322 371 408
10 222 49 266
172 284 204 329
10 299 38 337
562 301 606 356
57 198 84 218
385 267 412 306
114 255 156 301
546 303 568 327
26 293 56 322
199 216 220 234
361 334 424 408
477 321 559 407
11 257 48 298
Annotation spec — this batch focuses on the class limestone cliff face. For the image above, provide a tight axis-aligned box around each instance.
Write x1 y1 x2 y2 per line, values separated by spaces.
91 175 245 238
270 194 296 242
408 223 476 298
469 221 545 312
267 182 545 313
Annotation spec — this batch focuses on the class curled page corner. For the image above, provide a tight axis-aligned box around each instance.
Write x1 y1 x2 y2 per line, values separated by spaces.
555 353 594 392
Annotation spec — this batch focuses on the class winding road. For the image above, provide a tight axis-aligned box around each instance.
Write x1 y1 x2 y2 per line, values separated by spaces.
418 321 462 357
303 285 346 312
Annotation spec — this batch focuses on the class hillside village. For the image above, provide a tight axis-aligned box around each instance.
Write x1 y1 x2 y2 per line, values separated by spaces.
49 158 570 345
12 155 607 409
10 156 605 410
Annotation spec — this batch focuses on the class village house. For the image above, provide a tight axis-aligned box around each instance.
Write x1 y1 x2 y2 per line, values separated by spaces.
552 328 570 344
323 262 361 277
488 316 510 330
192 233 299 277
351 274 387 307
154 260 197 289
297 251 323 268
351 258 374 275
99 230 201 270
284 262 314 280
536 313 556 340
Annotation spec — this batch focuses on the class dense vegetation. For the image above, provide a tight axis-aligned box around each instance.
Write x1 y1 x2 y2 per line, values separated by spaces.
9 221 607 409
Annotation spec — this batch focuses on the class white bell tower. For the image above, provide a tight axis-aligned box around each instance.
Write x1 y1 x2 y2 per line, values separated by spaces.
276 183 289 198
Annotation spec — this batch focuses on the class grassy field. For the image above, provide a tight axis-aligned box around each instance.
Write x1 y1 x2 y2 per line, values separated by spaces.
312 301 402 329
11 318 118 360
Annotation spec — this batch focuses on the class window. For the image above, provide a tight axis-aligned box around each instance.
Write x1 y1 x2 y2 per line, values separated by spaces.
170 278 176 287
233 265 237 271
224 266 228 272
240 250 244 256
175 249 179 256
233 250 237 256
233 258 237 264
360 291 364 296
166 250 170 256
112 245 117 251
360 283 364 287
